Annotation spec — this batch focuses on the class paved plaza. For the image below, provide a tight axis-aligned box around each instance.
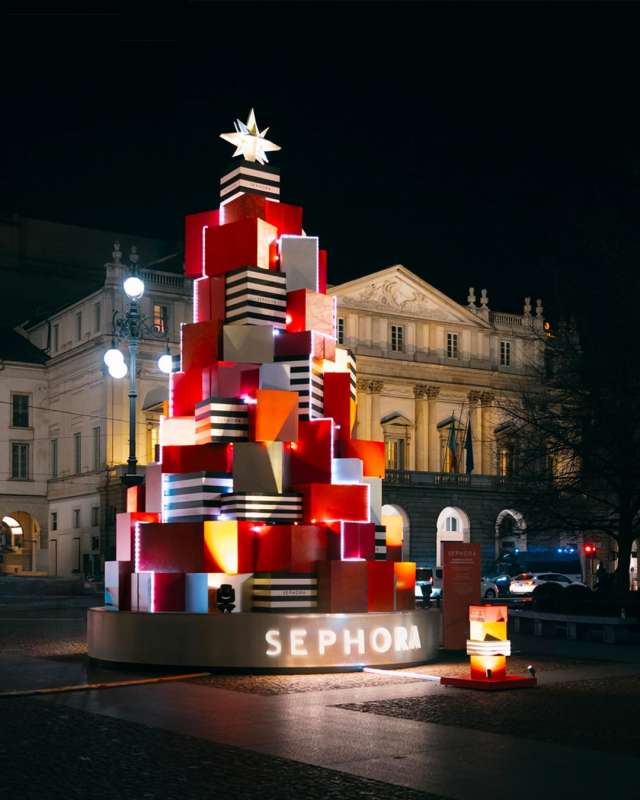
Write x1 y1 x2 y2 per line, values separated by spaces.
1 592 639 799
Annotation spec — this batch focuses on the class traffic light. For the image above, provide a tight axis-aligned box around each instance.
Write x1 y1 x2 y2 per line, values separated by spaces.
583 543 597 558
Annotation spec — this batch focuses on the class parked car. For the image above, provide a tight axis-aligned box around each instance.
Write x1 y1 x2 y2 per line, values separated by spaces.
427 575 499 601
509 572 586 595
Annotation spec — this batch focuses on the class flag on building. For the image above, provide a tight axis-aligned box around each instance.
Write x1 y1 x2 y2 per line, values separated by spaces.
464 417 474 474
444 418 458 473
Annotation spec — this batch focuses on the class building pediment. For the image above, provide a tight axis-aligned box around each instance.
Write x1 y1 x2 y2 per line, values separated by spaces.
330 265 490 327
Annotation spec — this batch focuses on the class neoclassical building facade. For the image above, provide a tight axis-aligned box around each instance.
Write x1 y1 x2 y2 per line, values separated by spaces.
328 265 545 569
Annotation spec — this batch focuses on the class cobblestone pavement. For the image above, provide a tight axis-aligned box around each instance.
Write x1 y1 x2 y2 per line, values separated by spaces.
0 697 448 800
336 673 640 757
190 655 595 695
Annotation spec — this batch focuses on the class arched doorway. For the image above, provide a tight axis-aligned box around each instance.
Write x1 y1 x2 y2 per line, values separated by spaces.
0 512 40 574
435 506 471 567
381 503 410 561
495 509 527 559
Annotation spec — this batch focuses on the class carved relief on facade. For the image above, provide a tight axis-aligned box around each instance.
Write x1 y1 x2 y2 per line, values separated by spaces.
340 276 461 322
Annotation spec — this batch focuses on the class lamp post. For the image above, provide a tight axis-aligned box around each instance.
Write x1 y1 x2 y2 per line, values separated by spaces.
104 248 173 488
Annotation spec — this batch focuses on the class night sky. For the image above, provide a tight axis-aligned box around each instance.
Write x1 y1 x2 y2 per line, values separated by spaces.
3 2 639 325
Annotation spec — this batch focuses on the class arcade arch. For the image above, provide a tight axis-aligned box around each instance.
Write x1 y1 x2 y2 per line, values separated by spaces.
381 503 410 561
494 508 527 558
0 511 40 573
435 506 471 568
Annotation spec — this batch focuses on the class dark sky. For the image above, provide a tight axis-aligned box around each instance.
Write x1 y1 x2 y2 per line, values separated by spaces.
3 1 639 321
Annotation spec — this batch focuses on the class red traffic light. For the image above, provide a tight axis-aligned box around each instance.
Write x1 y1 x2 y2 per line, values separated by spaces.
583 543 596 556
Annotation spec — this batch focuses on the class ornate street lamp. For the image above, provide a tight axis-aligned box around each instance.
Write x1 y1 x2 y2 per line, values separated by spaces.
104 247 173 487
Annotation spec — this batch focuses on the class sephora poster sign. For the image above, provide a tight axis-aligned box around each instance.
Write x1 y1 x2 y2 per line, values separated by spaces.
442 542 481 650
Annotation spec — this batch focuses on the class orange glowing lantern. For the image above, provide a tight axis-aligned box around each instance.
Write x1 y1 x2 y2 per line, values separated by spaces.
442 604 537 690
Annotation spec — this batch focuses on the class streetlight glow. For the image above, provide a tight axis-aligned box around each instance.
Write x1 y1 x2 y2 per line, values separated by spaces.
104 347 124 368
123 275 145 299
108 359 128 379
157 353 173 374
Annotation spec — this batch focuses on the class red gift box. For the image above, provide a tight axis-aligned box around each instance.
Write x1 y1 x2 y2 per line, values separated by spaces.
220 195 303 238
194 275 225 324
204 218 277 276
338 439 385 478
254 524 328 573
181 320 221 372
367 560 395 612
286 288 335 337
318 249 327 294
201 362 260 400
318 560 368 613
394 562 416 610
170 369 203 416
340 521 375 560
135 522 205 573
185 210 219 278
161 443 233 474
153 572 186 612
323 372 352 440
290 418 333 485
300 483 369 523
116 512 159 562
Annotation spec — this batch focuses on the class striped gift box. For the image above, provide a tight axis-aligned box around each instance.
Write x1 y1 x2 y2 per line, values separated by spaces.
220 492 303 523
162 471 233 523
375 525 387 560
194 397 249 444
252 573 318 612
225 267 287 328
219 162 280 204
274 354 324 420
345 348 357 403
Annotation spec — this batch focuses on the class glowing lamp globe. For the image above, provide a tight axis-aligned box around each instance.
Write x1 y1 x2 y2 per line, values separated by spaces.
123 275 145 300
157 353 172 374
104 348 124 368
108 359 128 379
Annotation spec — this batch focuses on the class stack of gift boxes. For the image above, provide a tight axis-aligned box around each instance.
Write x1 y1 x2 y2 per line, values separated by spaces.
104 164 416 616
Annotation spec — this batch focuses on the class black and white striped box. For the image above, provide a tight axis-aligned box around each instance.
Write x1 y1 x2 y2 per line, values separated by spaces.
162 471 233 523
252 573 318 612
220 492 303 523
225 267 287 328
375 525 387 560
275 354 324 420
194 397 249 444
219 162 280 204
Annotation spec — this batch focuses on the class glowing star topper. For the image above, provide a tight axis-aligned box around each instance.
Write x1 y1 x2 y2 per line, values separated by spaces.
220 108 281 165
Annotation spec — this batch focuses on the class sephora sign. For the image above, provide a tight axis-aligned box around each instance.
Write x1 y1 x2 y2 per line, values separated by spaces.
87 607 440 670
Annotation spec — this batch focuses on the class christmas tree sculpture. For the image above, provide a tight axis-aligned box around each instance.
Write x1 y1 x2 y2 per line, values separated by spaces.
100 111 427 670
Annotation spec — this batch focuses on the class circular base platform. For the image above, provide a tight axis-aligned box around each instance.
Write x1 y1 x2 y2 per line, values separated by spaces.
88 607 441 672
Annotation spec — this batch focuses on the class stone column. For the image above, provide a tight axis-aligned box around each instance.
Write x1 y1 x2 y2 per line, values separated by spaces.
413 385 430 472
356 378 372 440
426 386 441 471
468 390 483 474
480 391 495 474
369 380 384 442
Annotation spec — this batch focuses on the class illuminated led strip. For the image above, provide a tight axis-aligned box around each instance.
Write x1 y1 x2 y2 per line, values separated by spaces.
466 640 512 657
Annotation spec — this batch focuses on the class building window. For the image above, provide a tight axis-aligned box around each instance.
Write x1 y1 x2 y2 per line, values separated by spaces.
73 509 80 528
91 535 100 551
91 507 99 527
447 332 458 359
51 512 58 531
74 432 82 474
12 394 29 427
337 317 345 344
52 324 59 353
500 340 511 367
51 438 58 478
445 515 458 532
390 324 404 353
94 302 101 333
153 303 169 334
92 426 101 471
385 438 406 470
76 311 82 341
11 443 29 480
